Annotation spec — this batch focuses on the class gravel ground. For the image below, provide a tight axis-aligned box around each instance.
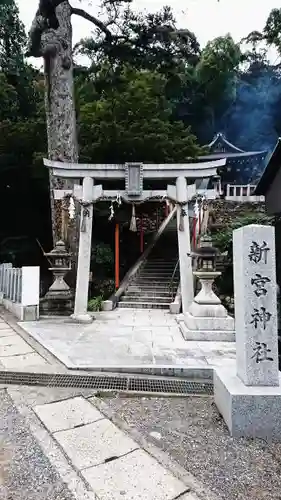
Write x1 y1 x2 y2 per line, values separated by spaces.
0 389 75 500
103 395 281 500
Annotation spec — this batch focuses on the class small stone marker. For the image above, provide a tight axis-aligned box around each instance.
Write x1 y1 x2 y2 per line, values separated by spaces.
233 224 279 386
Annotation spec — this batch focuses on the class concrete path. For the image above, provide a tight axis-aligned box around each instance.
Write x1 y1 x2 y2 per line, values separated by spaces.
2 385 210 500
19 309 236 374
0 317 49 370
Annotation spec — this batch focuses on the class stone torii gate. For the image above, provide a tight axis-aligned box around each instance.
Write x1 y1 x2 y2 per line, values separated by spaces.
44 158 226 322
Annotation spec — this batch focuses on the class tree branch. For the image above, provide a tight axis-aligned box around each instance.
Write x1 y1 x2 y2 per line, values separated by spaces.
71 8 113 38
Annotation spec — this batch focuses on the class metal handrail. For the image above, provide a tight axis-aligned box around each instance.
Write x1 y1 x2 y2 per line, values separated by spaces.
168 258 179 299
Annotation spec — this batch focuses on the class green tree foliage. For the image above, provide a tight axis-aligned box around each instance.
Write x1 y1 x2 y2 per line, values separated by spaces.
76 5 200 74
78 66 203 163
264 8 281 53
0 0 46 171
0 0 49 258
196 35 241 96
0 73 18 120
0 0 26 75
240 31 268 74
212 212 273 299
193 35 241 133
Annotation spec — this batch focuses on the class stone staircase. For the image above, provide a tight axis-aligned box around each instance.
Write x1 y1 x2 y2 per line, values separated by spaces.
118 219 179 309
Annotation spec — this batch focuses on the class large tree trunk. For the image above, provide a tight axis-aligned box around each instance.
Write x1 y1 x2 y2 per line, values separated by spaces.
44 1 79 259
28 0 79 263
44 3 77 165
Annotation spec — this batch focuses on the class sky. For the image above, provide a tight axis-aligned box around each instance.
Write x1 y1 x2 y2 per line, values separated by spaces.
18 0 279 66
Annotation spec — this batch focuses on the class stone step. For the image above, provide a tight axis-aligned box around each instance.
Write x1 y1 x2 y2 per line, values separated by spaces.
142 270 175 275
126 289 173 296
146 259 178 263
128 284 178 291
137 274 174 279
142 262 176 271
121 295 172 303
135 280 172 285
138 271 173 279
125 289 172 297
148 260 176 264
141 268 175 272
140 266 174 270
118 301 170 309
141 269 179 273
128 281 172 286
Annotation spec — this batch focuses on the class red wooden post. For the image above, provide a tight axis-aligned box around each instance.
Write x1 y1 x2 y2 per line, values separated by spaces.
140 215 144 253
115 223 120 289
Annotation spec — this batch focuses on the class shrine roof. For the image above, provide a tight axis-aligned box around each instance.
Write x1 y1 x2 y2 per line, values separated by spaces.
199 150 267 160
255 138 281 195
208 132 245 153
201 132 267 161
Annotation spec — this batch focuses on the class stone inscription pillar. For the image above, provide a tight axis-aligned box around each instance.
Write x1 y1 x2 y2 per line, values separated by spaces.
233 224 279 386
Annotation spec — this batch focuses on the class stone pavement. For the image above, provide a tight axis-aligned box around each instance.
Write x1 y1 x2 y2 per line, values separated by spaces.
2 385 214 500
19 309 236 374
0 316 49 370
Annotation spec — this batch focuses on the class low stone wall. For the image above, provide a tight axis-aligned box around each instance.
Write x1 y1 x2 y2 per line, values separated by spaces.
209 199 267 229
0 295 39 321
0 264 40 321
207 200 270 315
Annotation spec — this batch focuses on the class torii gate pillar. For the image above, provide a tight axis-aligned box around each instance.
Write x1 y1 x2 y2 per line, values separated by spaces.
71 177 102 323
168 177 195 312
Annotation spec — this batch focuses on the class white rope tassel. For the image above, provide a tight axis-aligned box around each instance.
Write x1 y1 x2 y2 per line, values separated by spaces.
68 196 75 220
129 204 137 232
108 203 114 221
201 198 209 235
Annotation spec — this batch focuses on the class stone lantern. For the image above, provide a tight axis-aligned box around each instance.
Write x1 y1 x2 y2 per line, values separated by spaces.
193 234 220 271
181 234 235 341
40 241 74 316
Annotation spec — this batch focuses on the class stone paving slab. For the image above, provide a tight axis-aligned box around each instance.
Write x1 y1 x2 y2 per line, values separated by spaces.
0 352 48 369
0 336 34 356
81 448 187 500
34 396 104 432
54 419 138 469
180 494 201 500
0 328 16 337
0 334 31 347
19 310 236 373
7 385 98 407
0 316 49 369
0 321 14 330
205 357 236 367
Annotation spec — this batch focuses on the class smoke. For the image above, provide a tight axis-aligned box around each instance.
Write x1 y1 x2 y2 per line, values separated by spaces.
221 68 281 153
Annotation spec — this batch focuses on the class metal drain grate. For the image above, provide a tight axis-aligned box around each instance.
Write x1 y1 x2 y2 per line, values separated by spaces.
0 371 213 396
0 372 128 391
128 378 212 395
